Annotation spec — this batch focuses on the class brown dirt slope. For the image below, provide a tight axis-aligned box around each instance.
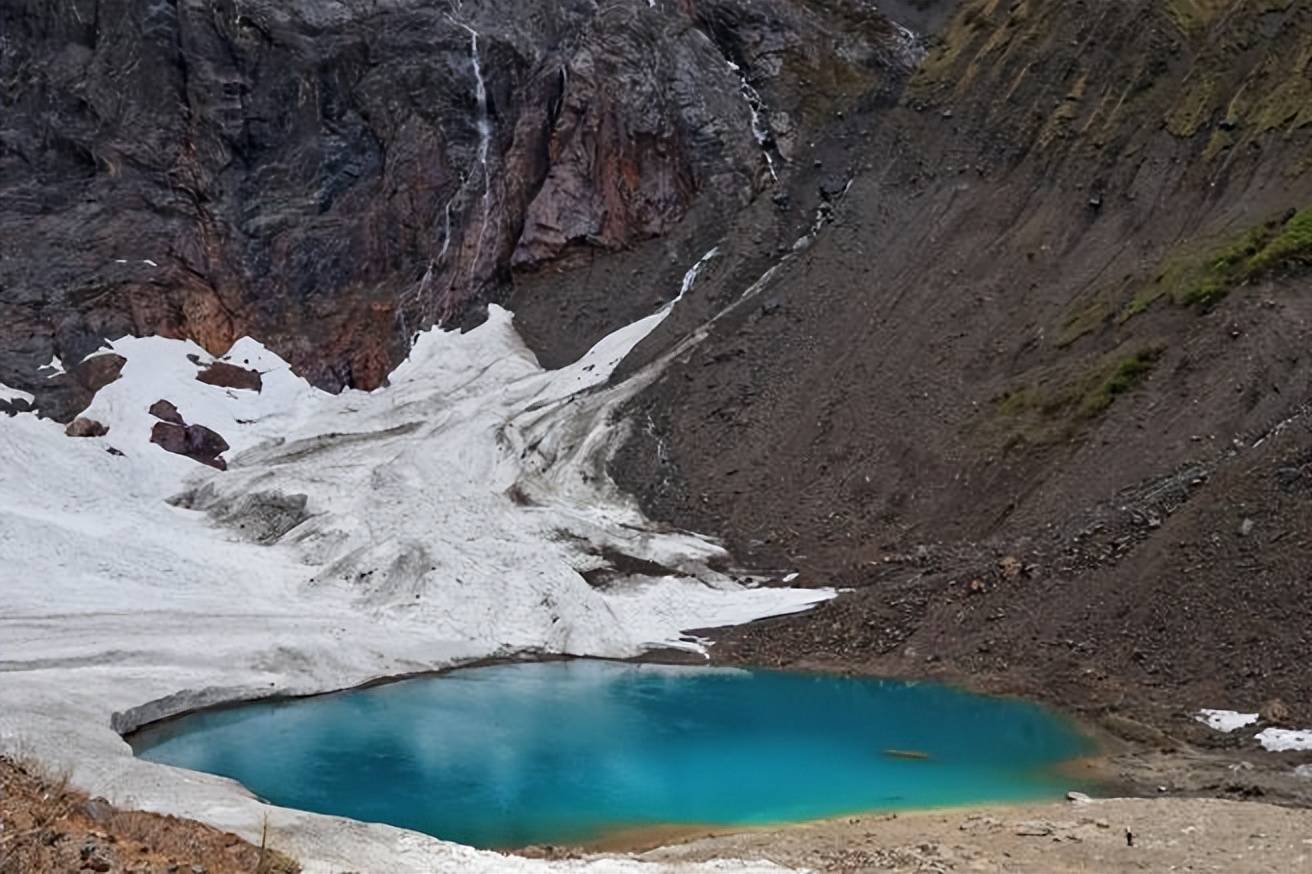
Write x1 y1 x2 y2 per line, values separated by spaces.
0 756 298 874
611 0 1312 735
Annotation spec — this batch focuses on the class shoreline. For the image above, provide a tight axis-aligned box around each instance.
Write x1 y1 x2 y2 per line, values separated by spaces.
119 647 1101 742
518 793 1095 858
118 651 1129 856
113 650 1124 850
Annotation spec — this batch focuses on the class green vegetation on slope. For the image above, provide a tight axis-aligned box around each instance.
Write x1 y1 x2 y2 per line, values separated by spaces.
1081 348 1163 416
1127 206 1312 315
991 346 1164 447
910 0 1311 163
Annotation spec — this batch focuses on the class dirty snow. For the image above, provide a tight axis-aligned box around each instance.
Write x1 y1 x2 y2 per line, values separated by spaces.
0 291 831 872
1256 728 1312 752
1195 709 1260 733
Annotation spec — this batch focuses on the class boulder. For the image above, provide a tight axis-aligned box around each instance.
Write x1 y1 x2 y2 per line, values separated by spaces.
65 417 109 438
196 362 262 393
148 399 184 424
150 422 230 470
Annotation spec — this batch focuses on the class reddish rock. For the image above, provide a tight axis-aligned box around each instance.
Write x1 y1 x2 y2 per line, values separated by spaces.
75 355 126 395
65 418 109 438
148 400 184 424
150 422 187 455
150 422 229 470
196 362 262 393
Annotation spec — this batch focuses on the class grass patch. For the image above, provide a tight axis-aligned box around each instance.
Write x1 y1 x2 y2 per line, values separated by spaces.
1248 207 1312 272
1056 298 1117 348
1125 206 1312 317
989 346 1165 448
1077 348 1163 417
1165 0 1231 35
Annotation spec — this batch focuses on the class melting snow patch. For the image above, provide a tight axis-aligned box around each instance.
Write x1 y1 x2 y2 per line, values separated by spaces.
1195 709 1259 733
0 382 34 403
40 355 66 377
1256 728 1312 752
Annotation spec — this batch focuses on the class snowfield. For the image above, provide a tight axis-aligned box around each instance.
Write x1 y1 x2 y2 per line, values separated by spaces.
0 296 830 873
1195 711 1312 753
1194 709 1260 733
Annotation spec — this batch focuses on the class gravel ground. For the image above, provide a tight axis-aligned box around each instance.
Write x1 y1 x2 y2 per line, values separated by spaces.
627 796 1312 873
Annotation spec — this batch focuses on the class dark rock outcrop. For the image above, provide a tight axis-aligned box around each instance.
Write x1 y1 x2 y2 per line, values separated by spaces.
33 354 127 424
196 362 262 393
150 421 230 470
148 400 185 425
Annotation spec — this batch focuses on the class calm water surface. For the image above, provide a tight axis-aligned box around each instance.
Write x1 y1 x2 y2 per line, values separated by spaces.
131 660 1092 848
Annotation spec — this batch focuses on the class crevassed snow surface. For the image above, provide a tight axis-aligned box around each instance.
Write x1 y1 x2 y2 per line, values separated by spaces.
1195 709 1260 733
0 299 829 873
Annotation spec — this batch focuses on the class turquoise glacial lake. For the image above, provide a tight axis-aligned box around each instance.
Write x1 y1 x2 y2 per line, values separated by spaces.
131 660 1093 848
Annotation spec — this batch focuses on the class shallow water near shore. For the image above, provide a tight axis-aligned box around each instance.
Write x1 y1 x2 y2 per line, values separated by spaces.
130 660 1093 849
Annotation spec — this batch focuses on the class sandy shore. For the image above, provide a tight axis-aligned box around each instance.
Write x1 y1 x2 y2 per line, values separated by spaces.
615 796 1312 873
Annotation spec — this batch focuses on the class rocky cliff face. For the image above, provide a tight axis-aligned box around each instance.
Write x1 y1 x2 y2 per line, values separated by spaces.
0 0 916 409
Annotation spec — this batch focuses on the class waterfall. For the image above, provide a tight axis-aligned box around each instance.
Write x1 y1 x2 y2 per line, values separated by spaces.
453 18 494 280
401 9 497 345
726 60 778 183
678 247 720 301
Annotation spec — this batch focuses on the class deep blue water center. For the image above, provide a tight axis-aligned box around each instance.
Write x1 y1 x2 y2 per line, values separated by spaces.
131 661 1092 849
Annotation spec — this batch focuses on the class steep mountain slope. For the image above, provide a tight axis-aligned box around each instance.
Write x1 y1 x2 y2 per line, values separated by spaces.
612 0 1312 736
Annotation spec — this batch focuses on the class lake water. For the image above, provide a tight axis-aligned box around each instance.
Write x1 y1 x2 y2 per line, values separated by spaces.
131 660 1092 848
